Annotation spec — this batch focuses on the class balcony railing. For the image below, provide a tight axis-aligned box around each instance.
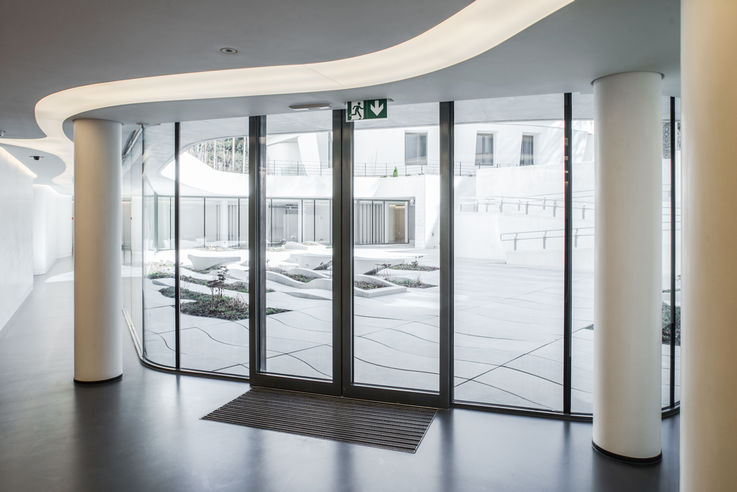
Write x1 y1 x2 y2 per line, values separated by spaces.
262 160 502 177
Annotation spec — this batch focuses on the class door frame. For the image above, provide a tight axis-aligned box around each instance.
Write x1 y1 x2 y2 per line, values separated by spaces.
248 107 454 408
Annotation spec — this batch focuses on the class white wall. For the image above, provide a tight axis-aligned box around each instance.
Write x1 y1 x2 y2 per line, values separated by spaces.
455 121 565 168
0 149 35 331
32 184 73 275
354 126 441 174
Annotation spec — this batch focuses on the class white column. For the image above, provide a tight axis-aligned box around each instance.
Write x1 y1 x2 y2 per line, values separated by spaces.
74 118 123 382
592 72 662 461
681 1 737 489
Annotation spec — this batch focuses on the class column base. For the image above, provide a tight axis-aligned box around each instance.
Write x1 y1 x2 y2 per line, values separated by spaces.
592 441 662 465
73 374 122 385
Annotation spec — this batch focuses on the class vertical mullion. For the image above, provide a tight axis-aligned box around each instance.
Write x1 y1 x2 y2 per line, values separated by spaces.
331 110 344 391
439 101 454 407
669 96 677 408
140 126 146 357
173 124 181 370
249 115 267 379
335 110 354 394
563 93 573 414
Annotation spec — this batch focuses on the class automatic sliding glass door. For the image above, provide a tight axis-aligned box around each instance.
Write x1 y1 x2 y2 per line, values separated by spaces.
347 103 443 403
252 106 445 406
259 110 335 382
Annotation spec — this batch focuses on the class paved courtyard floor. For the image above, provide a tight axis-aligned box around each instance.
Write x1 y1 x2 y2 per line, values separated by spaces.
137 245 680 413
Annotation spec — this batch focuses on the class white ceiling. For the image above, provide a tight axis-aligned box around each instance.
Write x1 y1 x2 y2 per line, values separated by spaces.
0 0 680 190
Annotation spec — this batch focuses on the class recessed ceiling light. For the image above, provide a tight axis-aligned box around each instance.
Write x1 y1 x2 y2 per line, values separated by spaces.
31 155 43 161
219 47 239 55
289 103 332 111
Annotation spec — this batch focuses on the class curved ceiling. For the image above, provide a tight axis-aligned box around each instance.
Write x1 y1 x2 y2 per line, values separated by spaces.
0 0 680 193
0 0 472 139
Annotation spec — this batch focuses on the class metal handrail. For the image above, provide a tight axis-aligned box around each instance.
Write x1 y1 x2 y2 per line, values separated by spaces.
500 224 682 250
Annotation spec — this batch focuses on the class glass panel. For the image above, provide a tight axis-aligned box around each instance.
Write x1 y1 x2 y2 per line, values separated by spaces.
674 98 682 403
661 96 672 407
121 124 143 344
454 94 564 411
178 118 250 375
303 200 315 242
660 97 682 407
142 123 176 367
264 110 333 379
475 132 494 166
571 93 595 413
315 199 331 244
405 131 428 167
353 102 440 392
520 134 535 166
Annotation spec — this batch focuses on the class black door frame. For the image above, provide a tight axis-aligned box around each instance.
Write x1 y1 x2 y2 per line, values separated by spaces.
247 108 453 408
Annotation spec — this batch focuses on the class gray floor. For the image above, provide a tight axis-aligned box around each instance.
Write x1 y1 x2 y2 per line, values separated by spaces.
0 258 680 492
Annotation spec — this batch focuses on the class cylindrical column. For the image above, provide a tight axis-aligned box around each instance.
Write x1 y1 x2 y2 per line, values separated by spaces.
592 72 662 462
681 1 737 489
74 118 123 383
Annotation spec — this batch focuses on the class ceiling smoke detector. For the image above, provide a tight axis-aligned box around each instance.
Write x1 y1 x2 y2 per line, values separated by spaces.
219 47 239 55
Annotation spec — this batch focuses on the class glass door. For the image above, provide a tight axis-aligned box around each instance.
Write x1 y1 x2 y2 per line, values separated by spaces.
251 106 446 407
345 103 443 405
251 110 338 393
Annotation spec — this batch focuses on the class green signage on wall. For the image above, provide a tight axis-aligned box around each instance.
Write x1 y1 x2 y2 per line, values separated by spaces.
346 99 388 121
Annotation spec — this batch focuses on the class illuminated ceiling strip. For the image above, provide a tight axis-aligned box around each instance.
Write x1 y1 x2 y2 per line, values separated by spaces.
0 0 572 187
0 146 37 179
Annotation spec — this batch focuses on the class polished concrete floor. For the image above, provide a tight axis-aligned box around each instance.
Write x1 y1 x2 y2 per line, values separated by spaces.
0 258 680 491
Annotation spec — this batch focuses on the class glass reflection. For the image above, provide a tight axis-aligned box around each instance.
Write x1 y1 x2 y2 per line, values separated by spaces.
264 111 334 379
352 102 440 392
142 123 176 366
178 118 250 375
453 95 564 410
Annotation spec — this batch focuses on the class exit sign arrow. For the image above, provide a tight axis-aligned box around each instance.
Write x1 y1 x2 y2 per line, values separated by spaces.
346 99 388 121
369 100 384 116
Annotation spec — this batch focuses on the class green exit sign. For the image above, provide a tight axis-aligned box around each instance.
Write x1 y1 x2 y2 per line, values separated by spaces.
346 99 388 121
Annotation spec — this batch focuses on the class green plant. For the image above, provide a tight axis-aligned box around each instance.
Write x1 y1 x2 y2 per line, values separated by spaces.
662 303 681 345
158 286 286 320
146 260 174 279
389 276 435 289
206 266 228 299
147 270 174 280
268 267 313 283
365 263 391 276
387 259 438 272
354 280 382 290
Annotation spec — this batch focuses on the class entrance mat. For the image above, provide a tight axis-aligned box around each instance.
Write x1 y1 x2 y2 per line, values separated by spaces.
203 387 436 453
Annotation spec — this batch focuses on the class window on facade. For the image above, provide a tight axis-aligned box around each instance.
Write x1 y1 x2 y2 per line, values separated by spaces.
520 134 535 166
475 132 494 166
405 132 428 167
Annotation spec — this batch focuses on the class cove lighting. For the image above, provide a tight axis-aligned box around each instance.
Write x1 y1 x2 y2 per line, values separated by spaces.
0 0 573 189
